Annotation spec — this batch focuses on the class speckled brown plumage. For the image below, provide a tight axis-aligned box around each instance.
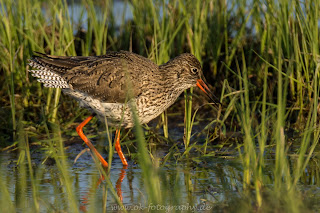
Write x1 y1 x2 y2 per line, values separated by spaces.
28 50 210 128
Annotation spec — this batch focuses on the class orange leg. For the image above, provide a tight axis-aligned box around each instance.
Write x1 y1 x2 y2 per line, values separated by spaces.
76 114 108 168
115 129 128 166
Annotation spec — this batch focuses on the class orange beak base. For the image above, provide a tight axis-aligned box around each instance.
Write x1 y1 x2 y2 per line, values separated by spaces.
196 79 221 105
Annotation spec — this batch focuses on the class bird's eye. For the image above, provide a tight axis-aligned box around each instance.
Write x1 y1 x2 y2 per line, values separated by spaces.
191 68 198 74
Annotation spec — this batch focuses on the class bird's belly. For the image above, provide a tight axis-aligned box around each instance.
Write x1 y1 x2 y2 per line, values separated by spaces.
101 101 163 128
100 102 133 127
63 89 130 127
63 89 172 128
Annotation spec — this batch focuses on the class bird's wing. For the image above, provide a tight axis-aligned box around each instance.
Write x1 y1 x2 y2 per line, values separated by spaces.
29 51 158 103
62 51 158 103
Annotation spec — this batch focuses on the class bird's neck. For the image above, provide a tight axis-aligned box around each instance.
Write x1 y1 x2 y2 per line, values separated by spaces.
157 64 188 103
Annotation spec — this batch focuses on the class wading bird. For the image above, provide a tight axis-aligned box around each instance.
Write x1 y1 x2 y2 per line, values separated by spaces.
28 51 218 167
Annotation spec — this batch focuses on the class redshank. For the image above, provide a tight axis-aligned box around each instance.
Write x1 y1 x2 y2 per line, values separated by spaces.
28 51 218 167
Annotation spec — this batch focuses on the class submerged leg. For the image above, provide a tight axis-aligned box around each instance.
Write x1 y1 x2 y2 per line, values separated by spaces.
115 129 128 166
76 114 108 168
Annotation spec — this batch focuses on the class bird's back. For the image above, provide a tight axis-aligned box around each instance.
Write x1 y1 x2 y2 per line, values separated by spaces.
28 51 159 103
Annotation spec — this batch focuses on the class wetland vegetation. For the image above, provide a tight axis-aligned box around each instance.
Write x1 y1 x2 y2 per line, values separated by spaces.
0 0 320 212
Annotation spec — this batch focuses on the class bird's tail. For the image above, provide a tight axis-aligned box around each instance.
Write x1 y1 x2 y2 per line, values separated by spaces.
28 52 74 88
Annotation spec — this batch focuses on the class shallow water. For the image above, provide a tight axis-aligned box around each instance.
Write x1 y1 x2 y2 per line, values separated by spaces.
2 130 320 212
0 138 245 212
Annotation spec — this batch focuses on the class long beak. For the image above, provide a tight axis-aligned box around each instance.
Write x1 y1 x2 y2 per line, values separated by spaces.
196 79 221 105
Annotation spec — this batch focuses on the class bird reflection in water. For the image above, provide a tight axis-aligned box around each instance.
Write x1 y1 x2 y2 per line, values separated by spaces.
79 165 128 212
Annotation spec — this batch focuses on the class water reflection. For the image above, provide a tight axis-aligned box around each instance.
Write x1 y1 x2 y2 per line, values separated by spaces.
0 146 241 211
115 165 127 202
1 144 320 211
